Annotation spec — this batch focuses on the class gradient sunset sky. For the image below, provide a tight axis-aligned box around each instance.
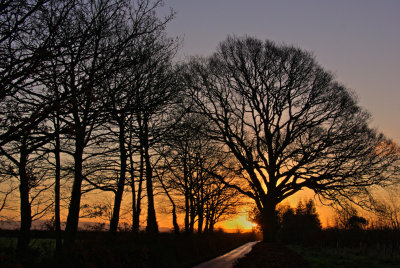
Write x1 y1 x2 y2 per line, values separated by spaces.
163 0 400 143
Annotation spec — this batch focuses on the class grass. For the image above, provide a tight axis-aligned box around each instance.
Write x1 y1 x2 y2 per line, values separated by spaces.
288 244 400 268
0 236 56 254
233 228 400 267
234 242 310 268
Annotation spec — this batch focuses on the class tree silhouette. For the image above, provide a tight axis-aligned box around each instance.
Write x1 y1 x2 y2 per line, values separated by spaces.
98 2 176 234
347 215 368 230
37 0 176 245
185 36 400 241
279 200 321 243
159 113 242 233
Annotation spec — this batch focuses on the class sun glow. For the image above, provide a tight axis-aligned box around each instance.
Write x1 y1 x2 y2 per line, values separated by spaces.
220 214 258 231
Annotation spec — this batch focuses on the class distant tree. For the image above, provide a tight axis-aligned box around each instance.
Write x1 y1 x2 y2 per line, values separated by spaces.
202 183 241 233
347 215 368 230
81 200 114 223
185 36 400 241
159 114 205 233
154 166 180 234
279 200 321 243
333 203 358 229
160 113 242 233
371 187 400 230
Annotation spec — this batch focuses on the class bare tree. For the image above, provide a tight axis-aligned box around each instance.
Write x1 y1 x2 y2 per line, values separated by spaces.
0 1 76 257
129 41 180 234
154 166 180 234
100 17 177 233
371 186 400 230
185 36 400 241
160 113 243 233
37 0 178 243
0 125 53 257
40 0 166 245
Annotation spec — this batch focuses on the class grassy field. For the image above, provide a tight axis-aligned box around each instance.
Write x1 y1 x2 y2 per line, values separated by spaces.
234 228 400 267
0 231 258 267
284 228 400 268
288 244 399 268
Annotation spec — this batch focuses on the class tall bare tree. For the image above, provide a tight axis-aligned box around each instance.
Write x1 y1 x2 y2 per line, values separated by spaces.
185 36 400 241
129 41 180 233
100 21 177 233
40 0 176 245
0 124 52 257
0 0 75 256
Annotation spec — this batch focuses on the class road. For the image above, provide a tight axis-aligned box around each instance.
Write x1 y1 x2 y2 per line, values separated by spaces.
192 241 259 268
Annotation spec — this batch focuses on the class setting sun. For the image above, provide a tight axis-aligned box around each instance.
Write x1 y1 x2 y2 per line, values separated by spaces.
221 214 258 231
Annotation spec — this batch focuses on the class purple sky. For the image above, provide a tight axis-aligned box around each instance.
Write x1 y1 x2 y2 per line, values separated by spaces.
163 0 400 142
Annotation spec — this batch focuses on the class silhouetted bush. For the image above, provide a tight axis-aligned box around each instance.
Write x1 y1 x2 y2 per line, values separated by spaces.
347 215 368 230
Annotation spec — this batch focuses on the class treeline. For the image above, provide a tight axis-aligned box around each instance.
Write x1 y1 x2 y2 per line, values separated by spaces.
0 0 243 257
255 199 400 247
270 200 400 265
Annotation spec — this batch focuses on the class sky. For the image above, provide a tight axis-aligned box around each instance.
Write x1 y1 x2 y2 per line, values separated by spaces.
162 0 400 143
159 0 400 228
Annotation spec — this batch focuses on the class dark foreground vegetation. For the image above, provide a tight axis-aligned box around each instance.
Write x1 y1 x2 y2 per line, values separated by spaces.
234 242 310 268
290 228 400 268
234 228 400 268
236 200 400 267
0 231 257 267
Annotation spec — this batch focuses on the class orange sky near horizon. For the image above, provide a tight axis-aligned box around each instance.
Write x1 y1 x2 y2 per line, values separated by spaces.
218 189 337 231
0 185 394 232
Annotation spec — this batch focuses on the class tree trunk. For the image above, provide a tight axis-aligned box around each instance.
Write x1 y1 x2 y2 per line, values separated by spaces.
183 158 190 233
129 150 137 233
144 154 158 232
132 146 144 233
172 203 180 234
64 133 85 247
189 195 195 233
54 113 62 251
204 203 210 232
197 206 204 234
204 212 209 233
109 123 127 234
16 150 31 258
158 173 180 234
197 176 204 233
209 218 215 232
261 201 278 242
143 120 158 233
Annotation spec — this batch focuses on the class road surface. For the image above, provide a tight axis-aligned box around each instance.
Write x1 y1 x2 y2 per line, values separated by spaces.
192 241 259 268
